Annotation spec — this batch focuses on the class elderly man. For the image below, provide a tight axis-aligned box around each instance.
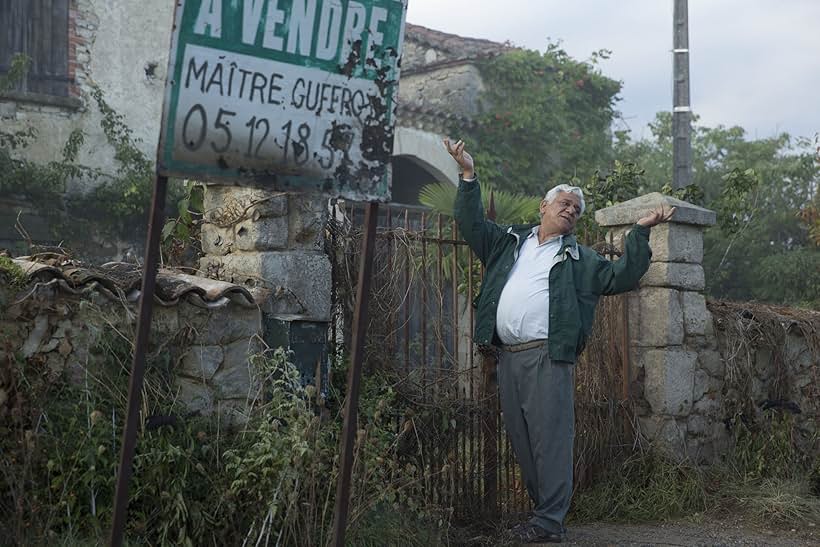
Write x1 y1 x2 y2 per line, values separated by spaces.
446 139 673 543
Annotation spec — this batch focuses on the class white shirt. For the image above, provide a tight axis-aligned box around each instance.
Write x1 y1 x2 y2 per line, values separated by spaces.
495 227 562 344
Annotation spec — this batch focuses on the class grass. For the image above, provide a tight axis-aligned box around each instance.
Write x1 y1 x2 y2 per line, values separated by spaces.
569 444 820 531
569 450 709 524
0 255 28 289
717 477 820 527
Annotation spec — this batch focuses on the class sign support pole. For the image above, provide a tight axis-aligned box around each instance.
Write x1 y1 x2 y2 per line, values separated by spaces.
109 174 168 547
330 201 379 547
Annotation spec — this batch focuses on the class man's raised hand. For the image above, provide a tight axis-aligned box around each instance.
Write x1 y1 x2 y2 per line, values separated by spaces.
636 204 676 228
444 138 475 179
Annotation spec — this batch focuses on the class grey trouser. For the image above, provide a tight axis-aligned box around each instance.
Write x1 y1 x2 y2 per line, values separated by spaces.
497 341 575 533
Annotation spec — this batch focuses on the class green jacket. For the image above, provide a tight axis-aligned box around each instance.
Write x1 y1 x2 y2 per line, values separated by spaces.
454 178 652 363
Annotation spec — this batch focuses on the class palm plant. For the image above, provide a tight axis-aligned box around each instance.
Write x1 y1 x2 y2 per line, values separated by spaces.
416 182 542 296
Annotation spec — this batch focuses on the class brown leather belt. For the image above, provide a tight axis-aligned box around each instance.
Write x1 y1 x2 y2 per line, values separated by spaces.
500 339 548 353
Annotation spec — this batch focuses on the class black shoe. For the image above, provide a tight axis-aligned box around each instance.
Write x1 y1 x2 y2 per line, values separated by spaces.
512 522 563 544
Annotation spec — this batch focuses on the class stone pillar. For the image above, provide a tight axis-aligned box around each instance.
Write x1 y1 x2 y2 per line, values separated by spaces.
199 186 331 387
595 192 726 462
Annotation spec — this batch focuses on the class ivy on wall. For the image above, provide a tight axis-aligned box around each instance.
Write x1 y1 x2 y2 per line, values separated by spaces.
450 45 622 197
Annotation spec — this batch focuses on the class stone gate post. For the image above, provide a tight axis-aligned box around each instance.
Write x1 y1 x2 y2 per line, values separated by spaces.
595 193 725 462
199 186 331 388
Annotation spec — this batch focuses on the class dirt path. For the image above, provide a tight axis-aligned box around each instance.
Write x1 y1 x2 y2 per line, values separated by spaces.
456 517 819 546
565 519 817 546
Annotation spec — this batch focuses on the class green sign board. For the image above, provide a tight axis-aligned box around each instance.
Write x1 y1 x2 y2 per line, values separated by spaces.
158 0 407 201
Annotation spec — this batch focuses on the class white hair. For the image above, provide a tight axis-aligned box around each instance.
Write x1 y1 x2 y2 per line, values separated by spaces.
544 184 586 215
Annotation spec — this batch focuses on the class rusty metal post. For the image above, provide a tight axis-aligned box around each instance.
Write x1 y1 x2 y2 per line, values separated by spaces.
109 174 168 547
331 201 379 547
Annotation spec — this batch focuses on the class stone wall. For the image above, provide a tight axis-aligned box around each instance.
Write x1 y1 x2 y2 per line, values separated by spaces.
596 193 819 464
711 300 819 453
399 64 486 123
0 276 262 422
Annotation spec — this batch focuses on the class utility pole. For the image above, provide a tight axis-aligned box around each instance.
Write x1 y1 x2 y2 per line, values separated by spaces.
672 0 692 189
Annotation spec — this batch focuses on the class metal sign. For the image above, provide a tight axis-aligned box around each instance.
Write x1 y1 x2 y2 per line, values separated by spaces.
158 0 407 201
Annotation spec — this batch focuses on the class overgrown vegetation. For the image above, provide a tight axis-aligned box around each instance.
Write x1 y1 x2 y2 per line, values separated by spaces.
0 255 27 289
570 412 820 529
571 299 820 529
0 308 449 545
0 55 185 255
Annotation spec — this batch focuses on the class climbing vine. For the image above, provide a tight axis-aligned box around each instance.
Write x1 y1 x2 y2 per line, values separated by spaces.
0 66 183 248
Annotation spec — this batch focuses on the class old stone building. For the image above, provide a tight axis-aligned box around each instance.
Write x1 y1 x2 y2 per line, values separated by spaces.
0 3 508 220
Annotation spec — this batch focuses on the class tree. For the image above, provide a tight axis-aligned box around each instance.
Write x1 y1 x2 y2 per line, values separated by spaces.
615 114 819 307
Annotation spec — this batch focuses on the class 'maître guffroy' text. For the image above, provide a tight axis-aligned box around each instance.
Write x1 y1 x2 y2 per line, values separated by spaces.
184 55 370 117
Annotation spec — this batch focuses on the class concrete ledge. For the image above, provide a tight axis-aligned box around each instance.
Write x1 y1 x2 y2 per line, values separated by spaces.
0 91 84 111
595 192 716 227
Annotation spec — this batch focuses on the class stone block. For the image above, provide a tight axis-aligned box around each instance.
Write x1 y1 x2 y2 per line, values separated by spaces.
22 314 49 357
178 303 261 345
179 345 224 380
151 307 180 337
693 369 708 402
201 223 235 256
785 334 812 371
681 292 713 336
639 416 686 459
234 216 289 251
288 194 327 251
212 339 256 399
698 349 725 378
249 193 289 220
629 288 683 347
642 347 697 416
177 377 213 414
687 414 709 436
640 262 705 291
685 438 715 464
754 348 774 380
648 223 704 263
638 415 664 439
693 392 721 415
200 251 331 321
203 186 288 222
216 399 251 425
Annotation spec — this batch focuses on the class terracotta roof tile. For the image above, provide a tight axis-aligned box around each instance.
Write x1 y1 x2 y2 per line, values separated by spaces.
11 255 256 309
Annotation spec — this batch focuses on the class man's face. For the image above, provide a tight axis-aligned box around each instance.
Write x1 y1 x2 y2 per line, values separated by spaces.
540 191 582 234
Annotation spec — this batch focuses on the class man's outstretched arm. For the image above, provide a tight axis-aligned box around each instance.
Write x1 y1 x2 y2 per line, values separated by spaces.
446 139 503 264
594 205 676 295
